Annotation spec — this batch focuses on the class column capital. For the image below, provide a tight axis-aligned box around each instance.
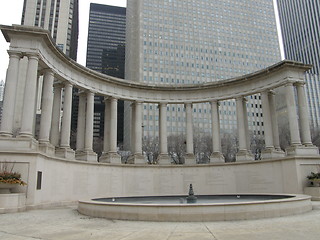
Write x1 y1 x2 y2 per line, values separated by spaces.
235 96 247 102
63 81 73 88
86 91 95 97
210 100 220 106
285 82 294 87
159 102 168 106
25 52 40 60
7 50 23 58
294 81 306 87
104 96 119 102
41 68 55 77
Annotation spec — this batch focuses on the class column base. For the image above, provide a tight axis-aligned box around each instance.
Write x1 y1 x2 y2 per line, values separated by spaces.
0 132 13 138
127 153 145 164
157 154 172 165
261 148 286 159
0 137 38 151
100 152 121 164
210 152 225 163
184 153 196 165
236 150 254 162
286 145 319 156
39 141 55 156
75 150 97 162
55 147 75 159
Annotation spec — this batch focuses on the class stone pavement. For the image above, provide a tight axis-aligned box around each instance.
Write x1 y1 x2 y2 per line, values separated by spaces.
1 203 320 240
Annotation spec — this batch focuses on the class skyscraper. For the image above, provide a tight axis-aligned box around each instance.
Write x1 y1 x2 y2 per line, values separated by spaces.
125 0 281 148
21 0 79 60
85 4 126 143
277 0 320 128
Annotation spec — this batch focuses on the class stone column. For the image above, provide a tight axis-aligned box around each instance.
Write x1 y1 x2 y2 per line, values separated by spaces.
100 98 111 162
295 83 318 155
19 54 39 138
50 84 62 147
261 91 285 159
285 83 301 146
84 92 94 151
296 83 312 146
261 91 274 149
236 97 253 161
134 101 144 163
128 101 144 164
76 91 97 162
185 103 195 164
56 82 75 159
38 70 55 155
158 102 171 164
100 97 121 163
0 51 21 137
76 91 86 151
210 100 224 163
269 91 282 151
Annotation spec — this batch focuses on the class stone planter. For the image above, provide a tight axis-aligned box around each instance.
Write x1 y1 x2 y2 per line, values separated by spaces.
0 183 18 194
309 179 320 187
304 187 320 201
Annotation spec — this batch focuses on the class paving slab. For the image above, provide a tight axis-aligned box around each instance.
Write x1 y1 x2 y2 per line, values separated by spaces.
0 203 319 240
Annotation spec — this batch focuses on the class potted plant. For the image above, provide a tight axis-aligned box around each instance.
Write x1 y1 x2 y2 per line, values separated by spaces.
307 169 320 187
0 162 26 194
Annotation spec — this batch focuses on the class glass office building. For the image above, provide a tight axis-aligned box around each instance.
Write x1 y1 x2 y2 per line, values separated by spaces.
21 0 79 60
124 0 281 147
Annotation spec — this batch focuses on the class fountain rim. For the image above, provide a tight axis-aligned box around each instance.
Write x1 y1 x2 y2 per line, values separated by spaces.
79 193 310 207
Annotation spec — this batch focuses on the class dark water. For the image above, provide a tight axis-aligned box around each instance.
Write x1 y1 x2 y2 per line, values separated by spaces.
92 194 294 204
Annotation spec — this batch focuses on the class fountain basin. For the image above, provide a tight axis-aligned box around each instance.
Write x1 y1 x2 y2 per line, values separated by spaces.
78 194 312 222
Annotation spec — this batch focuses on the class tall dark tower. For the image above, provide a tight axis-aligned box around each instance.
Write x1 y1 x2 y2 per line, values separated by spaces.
86 4 126 145
277 0 320 128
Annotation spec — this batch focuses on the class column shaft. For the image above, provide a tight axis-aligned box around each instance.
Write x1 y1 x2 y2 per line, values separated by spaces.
84 92 94 151
211 101 221 153
185 103 194 154
19 54 39 137
50 85 62 146
76 92 86 151
159 103 168 154
39 70 54 143
261 91 274 149
269 91 281 150
60 83 73 148
134 102 143 154
0 51 21 136
296 83 313 145
103 98 111 153
236 97 247 151
109 98 118 152
130 103 136 153
285 83 301 145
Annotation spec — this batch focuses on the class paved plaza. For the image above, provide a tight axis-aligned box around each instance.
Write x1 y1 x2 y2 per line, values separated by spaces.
0 203 320 240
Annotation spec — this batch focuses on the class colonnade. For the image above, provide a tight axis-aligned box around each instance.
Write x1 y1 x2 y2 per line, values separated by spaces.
0 49 318 165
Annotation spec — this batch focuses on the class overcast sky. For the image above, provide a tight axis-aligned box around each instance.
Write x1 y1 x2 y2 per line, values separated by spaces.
0 0 126 81
0 0 282 82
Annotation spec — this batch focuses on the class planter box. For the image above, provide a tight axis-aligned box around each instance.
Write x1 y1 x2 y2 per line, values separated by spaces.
0 193 26 213
304 187 320 201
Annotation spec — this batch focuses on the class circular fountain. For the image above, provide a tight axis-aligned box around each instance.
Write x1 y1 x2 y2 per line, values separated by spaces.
78 185 312 221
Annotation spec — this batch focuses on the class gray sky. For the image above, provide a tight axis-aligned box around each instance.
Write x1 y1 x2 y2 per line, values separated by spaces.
0 0 126 81
0 0 282 82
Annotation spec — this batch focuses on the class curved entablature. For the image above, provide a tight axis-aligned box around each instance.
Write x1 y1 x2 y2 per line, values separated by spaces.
1 24 312 104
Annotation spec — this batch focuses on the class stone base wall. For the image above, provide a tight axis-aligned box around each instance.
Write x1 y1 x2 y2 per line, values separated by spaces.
1 151 320 209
